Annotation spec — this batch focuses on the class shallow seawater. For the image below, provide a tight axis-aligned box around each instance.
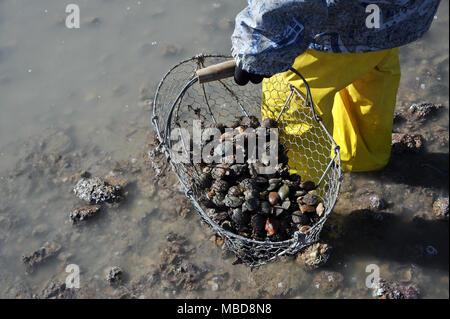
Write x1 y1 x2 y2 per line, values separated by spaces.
0 1 448 299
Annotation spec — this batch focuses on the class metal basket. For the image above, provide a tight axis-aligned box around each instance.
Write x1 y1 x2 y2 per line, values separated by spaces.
152 54 342 268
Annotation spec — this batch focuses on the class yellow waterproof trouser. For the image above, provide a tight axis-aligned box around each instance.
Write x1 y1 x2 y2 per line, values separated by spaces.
262 48 401 175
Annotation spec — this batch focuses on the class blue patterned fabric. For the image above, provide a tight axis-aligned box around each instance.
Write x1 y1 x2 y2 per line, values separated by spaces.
231 0 441 75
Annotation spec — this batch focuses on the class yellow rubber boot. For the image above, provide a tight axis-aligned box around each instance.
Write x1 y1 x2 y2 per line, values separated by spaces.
262 48 401 176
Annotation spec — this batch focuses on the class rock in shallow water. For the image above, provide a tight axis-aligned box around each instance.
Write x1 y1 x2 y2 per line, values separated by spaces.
106 266 123 285
374 279 420 299
73 177 123 204
22 241 61 269
296 242 332 270
311 271 344 295
69 205 101 223
391 133 424 154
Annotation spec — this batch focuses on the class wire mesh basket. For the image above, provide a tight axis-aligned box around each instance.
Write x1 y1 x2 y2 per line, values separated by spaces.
152 54 342 268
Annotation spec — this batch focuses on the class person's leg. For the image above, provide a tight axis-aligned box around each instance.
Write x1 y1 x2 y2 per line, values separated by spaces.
261 48 401 178
332 48 401 171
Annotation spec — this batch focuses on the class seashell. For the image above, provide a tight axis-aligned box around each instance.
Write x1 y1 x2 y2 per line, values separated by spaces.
224 195 244 208
211 180 229 194
291 211 311 225
265 218 280 236
278 184 290 201
316 202 325 217
268 192 281 205
245 115 260 129
299 193 318 206
231 208 250 225
300 205 316 215
299 225 311 233
261 118 277 128
300 180 316 191
228 185 243 197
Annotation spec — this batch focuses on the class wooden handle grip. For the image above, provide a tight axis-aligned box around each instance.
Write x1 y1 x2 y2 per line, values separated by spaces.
196 60 236 84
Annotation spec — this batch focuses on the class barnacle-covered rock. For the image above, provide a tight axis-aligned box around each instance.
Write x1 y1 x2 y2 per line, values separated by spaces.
22 241 61 270
373 279 420 299
74 177 123 204
69 205 101 223
296 242 332 270
106 266 123 285
432 197 449 220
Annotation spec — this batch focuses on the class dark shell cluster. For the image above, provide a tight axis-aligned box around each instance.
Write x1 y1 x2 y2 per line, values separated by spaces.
195 116 326 242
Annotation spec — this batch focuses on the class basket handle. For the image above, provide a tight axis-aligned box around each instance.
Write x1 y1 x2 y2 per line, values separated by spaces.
196 59 236 84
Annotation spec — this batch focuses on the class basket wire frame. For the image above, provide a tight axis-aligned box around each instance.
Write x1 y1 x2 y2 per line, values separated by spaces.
152 54 342 268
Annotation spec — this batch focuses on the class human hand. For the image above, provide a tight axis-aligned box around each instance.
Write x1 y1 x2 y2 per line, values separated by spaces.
234 66 267 86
